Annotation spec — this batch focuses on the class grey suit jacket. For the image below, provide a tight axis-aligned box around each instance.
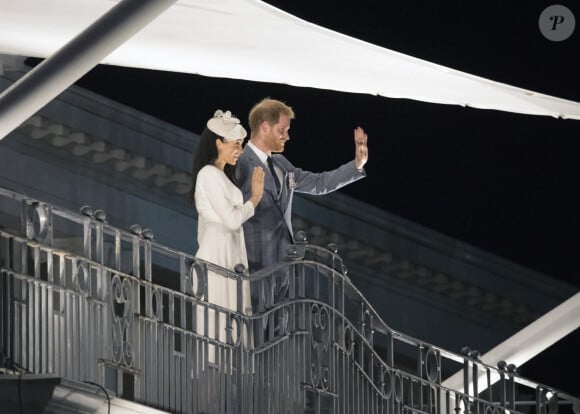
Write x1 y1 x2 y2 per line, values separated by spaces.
236 147 365 272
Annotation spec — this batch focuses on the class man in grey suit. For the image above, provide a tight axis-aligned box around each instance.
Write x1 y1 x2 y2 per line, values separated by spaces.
236 98 368 281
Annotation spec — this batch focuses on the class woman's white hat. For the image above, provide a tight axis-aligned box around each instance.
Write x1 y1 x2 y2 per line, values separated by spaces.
207 110 247 141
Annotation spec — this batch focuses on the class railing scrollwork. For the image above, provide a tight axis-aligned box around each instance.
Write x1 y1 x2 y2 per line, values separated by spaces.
189 260 207 300
143 285 163 321
0 186 578 414
22 200 51 243
110 274 135 368
74 259 91 297
424 346 440 383
382 366 394 399
310 303 331 391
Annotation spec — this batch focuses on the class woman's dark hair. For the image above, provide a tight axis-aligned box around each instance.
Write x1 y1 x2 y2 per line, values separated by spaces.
187 127 237 207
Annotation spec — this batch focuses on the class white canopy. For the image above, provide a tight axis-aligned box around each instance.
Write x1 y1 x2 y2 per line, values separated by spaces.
1 0 580 119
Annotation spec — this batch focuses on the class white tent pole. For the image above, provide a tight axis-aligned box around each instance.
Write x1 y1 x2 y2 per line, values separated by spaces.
0 0 177 141
442 291 580 394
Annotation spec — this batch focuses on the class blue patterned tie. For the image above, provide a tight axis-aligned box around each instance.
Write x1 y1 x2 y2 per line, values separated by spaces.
267 156 281 193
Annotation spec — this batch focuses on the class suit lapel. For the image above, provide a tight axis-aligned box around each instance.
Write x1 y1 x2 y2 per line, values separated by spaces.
245 148 275 194
244 148 286 213
271 156 294 241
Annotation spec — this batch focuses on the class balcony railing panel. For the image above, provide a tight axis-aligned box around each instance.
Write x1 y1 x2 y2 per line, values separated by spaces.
0 185 578 414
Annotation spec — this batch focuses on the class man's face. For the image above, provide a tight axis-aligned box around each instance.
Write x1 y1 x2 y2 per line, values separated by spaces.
264 114 290 153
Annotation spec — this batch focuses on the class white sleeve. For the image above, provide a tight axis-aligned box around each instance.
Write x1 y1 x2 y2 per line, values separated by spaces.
195 167 254 231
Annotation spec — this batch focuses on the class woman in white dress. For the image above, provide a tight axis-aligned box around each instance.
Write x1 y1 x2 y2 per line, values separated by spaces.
187 110 264 348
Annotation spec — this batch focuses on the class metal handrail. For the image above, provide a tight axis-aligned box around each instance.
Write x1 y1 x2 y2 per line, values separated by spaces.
1 185 578 414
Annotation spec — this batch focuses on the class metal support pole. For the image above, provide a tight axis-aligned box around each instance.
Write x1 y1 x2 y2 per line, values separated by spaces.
0 0 177 140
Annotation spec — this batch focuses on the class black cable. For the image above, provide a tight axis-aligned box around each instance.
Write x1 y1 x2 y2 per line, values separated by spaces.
18 373 23 414
83 381 111 414
1 355 28 414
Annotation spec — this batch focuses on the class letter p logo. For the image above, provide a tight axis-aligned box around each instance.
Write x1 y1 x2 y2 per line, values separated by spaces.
550 15 565 31
540 5 576 41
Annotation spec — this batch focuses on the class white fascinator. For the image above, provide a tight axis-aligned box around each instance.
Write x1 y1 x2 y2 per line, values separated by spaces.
207 110 247 141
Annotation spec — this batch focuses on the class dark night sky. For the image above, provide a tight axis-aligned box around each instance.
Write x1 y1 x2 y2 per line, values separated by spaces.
66 0 579 395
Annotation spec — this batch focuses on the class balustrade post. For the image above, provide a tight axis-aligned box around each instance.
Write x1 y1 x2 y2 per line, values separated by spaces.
484 368 491 402
179 254 188 294
497 360 507 409
469 350 481 401
132 238 140 279
506 364 516 410
143 239 152 283
536 387 545 414
82 216 92 259
94 210 106 265
549 391 559 414
417 345 424 408
129 224 142 278
461 347 471 399
234 263 246 314
19 200 26 241
19 235 28 276
140 228 154 283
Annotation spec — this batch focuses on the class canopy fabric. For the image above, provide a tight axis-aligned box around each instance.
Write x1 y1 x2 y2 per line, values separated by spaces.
1 0 580 120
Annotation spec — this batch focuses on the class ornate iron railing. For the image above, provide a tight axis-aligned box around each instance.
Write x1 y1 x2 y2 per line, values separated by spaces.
0 186 578 414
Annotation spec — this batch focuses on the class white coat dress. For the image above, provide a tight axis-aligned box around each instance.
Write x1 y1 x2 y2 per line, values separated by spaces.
194 165 254 354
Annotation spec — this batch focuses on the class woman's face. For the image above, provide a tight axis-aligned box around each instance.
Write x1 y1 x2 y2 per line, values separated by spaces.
216 138 244 166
